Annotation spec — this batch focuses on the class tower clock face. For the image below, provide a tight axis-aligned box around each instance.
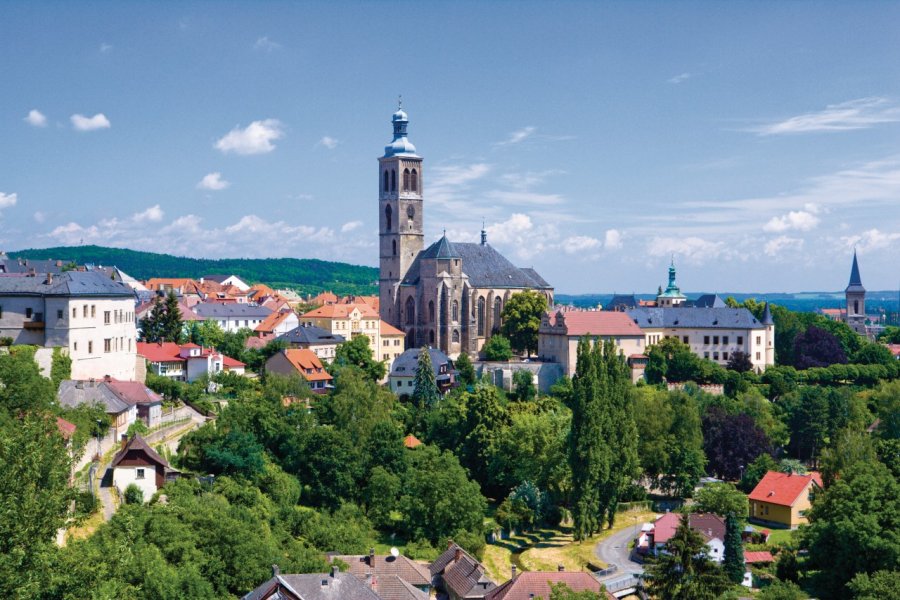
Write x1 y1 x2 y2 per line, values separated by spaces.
407 205 415 219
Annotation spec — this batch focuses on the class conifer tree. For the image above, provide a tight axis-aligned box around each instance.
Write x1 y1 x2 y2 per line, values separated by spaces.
455 352 476 386
161 290 183 343
139 295 166 342
412 348 440 410
723 513 745 584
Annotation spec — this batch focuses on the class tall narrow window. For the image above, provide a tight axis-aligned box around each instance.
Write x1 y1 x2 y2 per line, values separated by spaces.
385 204 392 232
411 169 418 192
405 297 415 325
452 300 459 322
477 297 486 336
493 297 502 333
452 330 460 343
403 168 410 191
854 300 859 314
428 300 435 323
391 169 397 191
392 240 397 256
383 170 389 192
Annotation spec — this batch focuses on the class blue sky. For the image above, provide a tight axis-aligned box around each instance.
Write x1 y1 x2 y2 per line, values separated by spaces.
2 2 899 294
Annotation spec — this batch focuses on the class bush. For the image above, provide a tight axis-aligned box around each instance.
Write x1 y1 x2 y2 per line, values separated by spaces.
404 538 439 561
0 337 12 347
73 490 98 519
482 335 513 361
124 483 144 504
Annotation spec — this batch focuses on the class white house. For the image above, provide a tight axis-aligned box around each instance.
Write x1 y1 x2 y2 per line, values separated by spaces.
648 512 726 564
192 303 273 333
111 435 177 502
136 342 246 382
0 271 138 380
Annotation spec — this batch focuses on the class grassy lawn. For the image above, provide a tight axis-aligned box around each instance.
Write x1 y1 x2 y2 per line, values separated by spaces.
764 528 795 546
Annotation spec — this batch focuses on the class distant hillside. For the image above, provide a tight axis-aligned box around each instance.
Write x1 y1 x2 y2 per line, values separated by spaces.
9 245 378 296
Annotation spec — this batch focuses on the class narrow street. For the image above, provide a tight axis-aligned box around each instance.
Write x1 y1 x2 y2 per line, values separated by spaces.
594 518 646 578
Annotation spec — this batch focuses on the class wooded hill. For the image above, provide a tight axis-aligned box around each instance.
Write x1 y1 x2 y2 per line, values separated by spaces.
9 245 378 296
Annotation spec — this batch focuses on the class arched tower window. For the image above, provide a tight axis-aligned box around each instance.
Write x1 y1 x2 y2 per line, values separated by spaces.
452 330 460 343
384 204 392 232
493 297 502 333
403 168 410 191
405 296 415 325
391 169 397 192
854 300 859 314
392 240 397 256
383 171 389 192
477 297 486 336
411 169 418 192
452 300 459 322
428 300 435 323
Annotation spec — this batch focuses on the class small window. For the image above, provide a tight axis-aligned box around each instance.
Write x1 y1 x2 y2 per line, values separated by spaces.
723 352 729 360
73 342 78 351
57 309 64 320
703 336 710 345
104 339 111 353
72 307 76 318
737 336 744 345
704 352 709 359
104 311 111 324
713 336 719 344
136 468 145 480
723 336 729 345
26 308 33 318
713 352 719 360
756 352 761 360
756 336 761 345
83 305 88 317
91 305 96 318
682 336 689 344
88 341 93 354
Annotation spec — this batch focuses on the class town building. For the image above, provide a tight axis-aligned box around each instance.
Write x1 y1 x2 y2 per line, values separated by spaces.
111 435 178 503
376 106 553 357
0 271 138 380
300 303 405 370
276 324 346 361
380 320 406 364
192 303 273 332
332 550 431 600
58 379 137 439
485 570 615 600
265 348 334 393
430 542 496 600
243 566 382 600
648 512 727 563
844 250 867 336
748 470 822 529
538 309 646 378
136 341 245 382
254 308 300 337
389 347 455 396
202 274 250 292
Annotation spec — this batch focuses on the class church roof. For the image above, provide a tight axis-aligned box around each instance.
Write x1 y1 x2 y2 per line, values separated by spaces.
402 241 552 290
626 307 764 330
420 235 460 259
846 251 865 293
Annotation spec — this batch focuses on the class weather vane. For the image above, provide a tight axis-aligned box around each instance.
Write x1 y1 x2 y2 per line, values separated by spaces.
398 94 402 110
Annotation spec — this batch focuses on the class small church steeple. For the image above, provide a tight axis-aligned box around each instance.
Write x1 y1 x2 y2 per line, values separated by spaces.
845 249 867 335
481 220 487 245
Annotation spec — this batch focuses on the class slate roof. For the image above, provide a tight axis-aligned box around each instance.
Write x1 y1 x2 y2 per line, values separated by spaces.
0 271 135 297
402 241 552 290
607 294 638 311
748 471 822 507
626 307 763 330
431 543 496 598
0 257 69 274
58 380 133 415
420 235 460 259
390 347 451 378
243 571 382 600
277 325 346 345
193 303 274 319
846 251 865 293
485 572 614 600
687 294 726 308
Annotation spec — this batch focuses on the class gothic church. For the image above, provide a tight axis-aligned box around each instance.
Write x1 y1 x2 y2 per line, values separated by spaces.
378 106 554 356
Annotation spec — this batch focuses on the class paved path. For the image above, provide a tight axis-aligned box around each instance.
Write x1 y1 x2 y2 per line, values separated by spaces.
594 521 645 578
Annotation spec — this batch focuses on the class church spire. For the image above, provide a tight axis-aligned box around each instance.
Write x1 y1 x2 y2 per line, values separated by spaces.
481 219 487 245
384 101 418 157
846 249 865 292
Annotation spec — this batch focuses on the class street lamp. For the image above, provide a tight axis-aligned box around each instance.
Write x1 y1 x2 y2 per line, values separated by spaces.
738 464 745 483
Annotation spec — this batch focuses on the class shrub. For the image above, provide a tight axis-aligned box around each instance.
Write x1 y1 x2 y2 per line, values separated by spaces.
124 483 144 504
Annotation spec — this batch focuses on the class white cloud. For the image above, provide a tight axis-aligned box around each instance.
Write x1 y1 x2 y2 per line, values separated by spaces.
495 126 536 147
561 235 601 254
318 136 339 149
254 36 281 51
668 72 692 84
841 228 900 253
646 235 727 263
485 190 565 206
33 211 46 223
751 97 900 135
132 205 164 223
763 209 820 232
0 192 17 210
215 119 284 155
764 235 804 256
100 43 113 53
24 109 47 127
71 113 111 131
197 172 230 191
604 229 623 250
341 220 363 233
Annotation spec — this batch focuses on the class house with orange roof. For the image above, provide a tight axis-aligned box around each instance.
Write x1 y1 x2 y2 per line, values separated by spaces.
264 348 333 393
310 291 338 306
137 341 246 382
485 569 615 600
255 309 299 337
380 319 406 366
538 309 646 378
748 470 823 529
145 278 204 300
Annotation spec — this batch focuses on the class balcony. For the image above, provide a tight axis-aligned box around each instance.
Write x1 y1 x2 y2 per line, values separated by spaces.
23 321 45 330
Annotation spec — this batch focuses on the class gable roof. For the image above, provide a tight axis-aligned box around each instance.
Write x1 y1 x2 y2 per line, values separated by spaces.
104 379 163 406
485 572 613 600
303 303 379 319
688 294 726 308
255 309 297 333
748 471 822 507
652 512 726 544
431 543 495 598
277 325 346 345
744 550 775 564
58 380 133 415
136 341 244 367
271 349 333 382
544 309 644 337
381 320 405 337
111 434 171 470
0 271 135 297
56 417 77 439
333 553 430 600
390 348 451 378
243 571 382 600
626 307 763 330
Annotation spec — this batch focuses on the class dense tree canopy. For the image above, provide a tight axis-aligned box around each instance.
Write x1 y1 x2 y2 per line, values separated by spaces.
500 290 548 356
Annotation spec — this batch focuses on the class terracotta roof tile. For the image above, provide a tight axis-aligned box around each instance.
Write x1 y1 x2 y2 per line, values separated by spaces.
485 572 612 600
544 309 644 337
748 471 822 507
303 303 379 319
743 551 774 564
381 320 405 336
276 349 333 382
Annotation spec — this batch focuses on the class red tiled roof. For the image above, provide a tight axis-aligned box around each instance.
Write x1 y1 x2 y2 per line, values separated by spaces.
381 320 405 336
136 342 184 363
547 309 644 337
303 303 379 319
404 434 422 448
887 344 900 358
748 471 822 507
744 551 774 564
105 379 163 406
277 349 333 382
255 309 295 333
223 355 246 368
56 417 77 439
652 512 726 544
485 572 613 600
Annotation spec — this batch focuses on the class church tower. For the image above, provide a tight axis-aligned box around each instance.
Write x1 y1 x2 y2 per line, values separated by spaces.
845 250 867 335
379 104 424 327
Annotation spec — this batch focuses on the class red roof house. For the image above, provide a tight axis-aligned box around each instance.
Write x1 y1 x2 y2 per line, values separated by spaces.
485 571 615 600
748 471 822 529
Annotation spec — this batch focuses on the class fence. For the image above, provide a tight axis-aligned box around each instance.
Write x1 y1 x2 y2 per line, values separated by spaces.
616 500 653 513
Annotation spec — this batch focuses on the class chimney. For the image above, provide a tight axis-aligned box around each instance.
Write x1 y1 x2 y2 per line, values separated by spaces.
331 565 339 579
511 565 517 579
272 565 280 577
45 273 53 284
75 380 84 389
454 548 462 563
369 547 375 567
558 564 565 572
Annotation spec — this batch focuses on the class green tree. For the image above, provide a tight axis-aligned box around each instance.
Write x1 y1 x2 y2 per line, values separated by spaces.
161 290 183 342
123 483 144 504
722 513 744 584
482 334 513 361
333 334 385 381
877 325 900 344
739 453 778 492
512 369 536 401
819 428 877 488
139 295 166 342
0 348 55 415
203 429 266 478
847 570 900 599
694 483 748 521
803 460 900 599
662 391 706 498
549 582 606 599
851 342 895 366
645 512 731 600
455 352 476 386
500 290 548 356
50 347 72 388
460 383 510 493
412 348 440 409
192 319 225 349
757 580 806 600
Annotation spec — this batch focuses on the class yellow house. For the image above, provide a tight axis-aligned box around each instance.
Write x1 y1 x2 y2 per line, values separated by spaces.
300 303 405 372
749 471 822 529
